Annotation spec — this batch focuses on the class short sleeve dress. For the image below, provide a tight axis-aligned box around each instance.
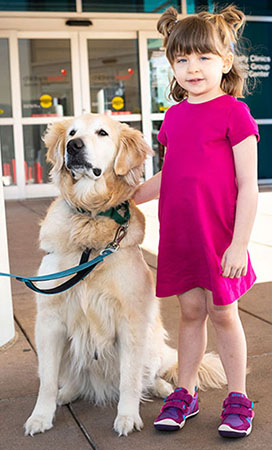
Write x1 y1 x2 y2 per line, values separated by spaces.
156 94 259 305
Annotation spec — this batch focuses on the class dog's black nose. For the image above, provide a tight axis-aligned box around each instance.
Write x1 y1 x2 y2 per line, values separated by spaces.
67 138 84 155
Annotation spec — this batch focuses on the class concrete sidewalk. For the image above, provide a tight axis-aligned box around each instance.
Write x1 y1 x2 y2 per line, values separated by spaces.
0 197 271 450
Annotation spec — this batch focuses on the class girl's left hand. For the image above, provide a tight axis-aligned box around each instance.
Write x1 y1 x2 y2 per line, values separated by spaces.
221 243 248 278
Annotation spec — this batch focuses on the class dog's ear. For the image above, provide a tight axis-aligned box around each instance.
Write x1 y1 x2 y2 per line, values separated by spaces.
43 119 72 172
114 123 154 186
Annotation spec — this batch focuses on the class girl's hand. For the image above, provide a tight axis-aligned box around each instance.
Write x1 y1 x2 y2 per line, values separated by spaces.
221 243 248 278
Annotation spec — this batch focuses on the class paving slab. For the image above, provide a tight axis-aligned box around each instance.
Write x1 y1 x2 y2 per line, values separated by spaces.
0 308 91 450
239 281 272 324
69 350 270 450
5 201 46 297
12 291 37 350
0 323 38 400
0 397 90 450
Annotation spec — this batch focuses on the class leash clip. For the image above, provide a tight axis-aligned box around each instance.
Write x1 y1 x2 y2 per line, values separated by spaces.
100 223 129 256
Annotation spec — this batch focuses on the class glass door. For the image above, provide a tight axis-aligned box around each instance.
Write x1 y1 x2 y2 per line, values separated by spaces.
2 30 173 199
1 31 82 199
138 31 174 178
80 31 143 119
2 31 150 199
18 32 82 197
79 31 147 178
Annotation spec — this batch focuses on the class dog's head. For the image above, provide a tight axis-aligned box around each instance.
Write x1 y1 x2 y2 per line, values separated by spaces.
43 114 153 210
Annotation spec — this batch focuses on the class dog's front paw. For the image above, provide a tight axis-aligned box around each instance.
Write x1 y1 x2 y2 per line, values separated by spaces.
114 413 143 436
24 414 53 436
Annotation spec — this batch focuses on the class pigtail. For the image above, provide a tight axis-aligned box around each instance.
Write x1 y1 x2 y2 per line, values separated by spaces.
218 5 245 42
199 5 245 51
157 6 179 47
213 5 247 97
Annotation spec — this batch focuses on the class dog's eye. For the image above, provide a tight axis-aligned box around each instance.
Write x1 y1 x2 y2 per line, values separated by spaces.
97 129 108 137
69 129 76 136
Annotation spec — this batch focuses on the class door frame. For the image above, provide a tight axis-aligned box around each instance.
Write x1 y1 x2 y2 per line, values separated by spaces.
2 30 156 199
79 30 154 179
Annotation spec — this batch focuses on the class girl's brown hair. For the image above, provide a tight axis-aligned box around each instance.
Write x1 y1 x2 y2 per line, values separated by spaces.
157 5 247 101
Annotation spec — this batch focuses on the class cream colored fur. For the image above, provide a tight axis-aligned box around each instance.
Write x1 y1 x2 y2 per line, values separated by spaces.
24 113 226 437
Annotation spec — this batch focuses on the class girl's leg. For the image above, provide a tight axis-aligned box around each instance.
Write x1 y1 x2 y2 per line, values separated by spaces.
206 291 247 395
177 287 208 395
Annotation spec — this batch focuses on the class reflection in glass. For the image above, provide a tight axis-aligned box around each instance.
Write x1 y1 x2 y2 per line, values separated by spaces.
0 1 76 12
186 0 272 15
148 39 176 113
83 0 180 13
19 39 73 118
121 121 141 131
88 40 141 117
0 39 12 118
0 126 15 186
152 121 165 174
257 125 272 180
23 125 50 184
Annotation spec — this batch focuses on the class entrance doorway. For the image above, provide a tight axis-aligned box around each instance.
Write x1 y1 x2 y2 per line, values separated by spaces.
0 31 153 199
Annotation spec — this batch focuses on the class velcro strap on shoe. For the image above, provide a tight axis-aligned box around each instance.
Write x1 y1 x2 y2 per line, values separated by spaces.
221 405 254 419
223 396 252 409
165 391 193 405
161 399 188 413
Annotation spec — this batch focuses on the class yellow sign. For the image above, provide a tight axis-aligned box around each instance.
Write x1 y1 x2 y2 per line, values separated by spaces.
0 109 4 114
159 106 170 112
40 94 52 109
112 96 124 110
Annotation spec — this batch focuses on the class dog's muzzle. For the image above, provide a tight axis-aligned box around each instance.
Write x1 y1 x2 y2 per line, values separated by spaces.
66 138 102 178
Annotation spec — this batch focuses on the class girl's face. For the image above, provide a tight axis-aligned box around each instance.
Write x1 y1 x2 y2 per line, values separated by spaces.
172 52 233 103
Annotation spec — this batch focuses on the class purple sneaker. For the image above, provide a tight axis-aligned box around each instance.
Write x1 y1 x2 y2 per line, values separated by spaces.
154 387 199 431
218 392 254 438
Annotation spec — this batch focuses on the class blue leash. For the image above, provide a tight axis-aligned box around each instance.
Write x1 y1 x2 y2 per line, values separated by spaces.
0 248 114 295
0 207 129 295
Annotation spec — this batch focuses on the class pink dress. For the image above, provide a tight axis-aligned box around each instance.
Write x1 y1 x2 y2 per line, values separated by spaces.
156 95 259 305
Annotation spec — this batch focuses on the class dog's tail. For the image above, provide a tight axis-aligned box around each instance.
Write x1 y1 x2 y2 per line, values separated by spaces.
196 352 227 390
162 349 227 391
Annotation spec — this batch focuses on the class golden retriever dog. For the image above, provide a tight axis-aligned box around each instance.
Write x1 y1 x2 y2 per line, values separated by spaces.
24 114 226 437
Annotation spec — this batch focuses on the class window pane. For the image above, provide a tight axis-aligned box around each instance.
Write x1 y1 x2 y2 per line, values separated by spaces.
186 1 272 15
242 21 272 119
152 121 164 174
0 39 12 118
148 39 176 113
23 125 50 184
88 40 140 117
0 1 76 12
83 1 181 13
0 126 15 186
19 39 74 118
258 125 272 180
122 121 141 131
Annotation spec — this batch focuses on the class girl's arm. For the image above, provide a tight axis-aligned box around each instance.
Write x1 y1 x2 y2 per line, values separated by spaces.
221 135 258 278
134 171 162 205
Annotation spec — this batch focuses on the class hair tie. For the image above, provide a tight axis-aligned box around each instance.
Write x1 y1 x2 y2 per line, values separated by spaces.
230 41 235 52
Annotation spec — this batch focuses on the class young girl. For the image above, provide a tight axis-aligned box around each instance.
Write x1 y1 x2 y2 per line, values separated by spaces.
134 5 259 439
